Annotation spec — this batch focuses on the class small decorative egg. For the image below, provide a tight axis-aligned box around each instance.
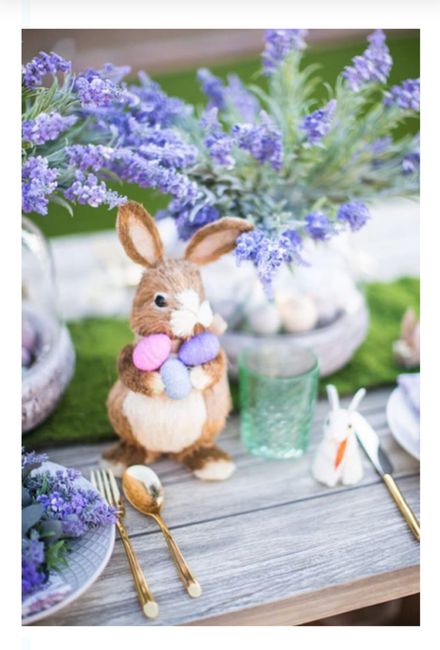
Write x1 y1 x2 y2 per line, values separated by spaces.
22 346 32 368
277 294 319 333
178 331 220 366
22 319 37 351
246 303 282 335
160 358 192 400
132 333 172 372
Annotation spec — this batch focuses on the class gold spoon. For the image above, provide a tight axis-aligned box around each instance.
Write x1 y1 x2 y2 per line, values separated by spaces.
122 465 202 598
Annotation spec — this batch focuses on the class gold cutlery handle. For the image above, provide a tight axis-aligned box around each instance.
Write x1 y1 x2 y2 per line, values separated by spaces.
383 474 420 542
116 520 159 618
151 513 202 598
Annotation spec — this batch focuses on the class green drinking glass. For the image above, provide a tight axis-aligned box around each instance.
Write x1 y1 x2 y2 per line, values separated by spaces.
239 345 319 459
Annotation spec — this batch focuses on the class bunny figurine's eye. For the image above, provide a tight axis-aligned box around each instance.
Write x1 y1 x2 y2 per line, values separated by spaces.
154 293 168 308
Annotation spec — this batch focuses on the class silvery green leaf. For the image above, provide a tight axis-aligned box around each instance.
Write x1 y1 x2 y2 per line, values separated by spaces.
22 504 45 536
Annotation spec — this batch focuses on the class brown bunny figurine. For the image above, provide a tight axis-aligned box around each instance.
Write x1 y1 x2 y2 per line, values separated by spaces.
103 201 253 480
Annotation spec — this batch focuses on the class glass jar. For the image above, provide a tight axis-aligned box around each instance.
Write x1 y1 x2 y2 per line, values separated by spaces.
22 217 75 432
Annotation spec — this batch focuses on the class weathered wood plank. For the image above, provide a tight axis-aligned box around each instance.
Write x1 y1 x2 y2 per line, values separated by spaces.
38 475 419 626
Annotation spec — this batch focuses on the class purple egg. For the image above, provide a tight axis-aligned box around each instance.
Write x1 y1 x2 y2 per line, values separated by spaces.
178 331 220 366
22 319 37 351
22 346 32 368
160 358 192 400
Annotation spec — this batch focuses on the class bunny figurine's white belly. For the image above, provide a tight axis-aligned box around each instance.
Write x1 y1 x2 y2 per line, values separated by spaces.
122 389 206 452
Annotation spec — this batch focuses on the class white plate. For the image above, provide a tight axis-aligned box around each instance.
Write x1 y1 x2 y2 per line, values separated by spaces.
22 462 115 625
386 387 420 460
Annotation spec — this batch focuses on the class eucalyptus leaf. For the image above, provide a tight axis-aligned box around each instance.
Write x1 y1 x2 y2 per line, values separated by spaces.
22 504 45 536
39 519 64 542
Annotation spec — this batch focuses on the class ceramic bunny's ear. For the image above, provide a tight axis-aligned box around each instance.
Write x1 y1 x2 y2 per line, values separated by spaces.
185 217 254 266
348 388 366 412
117 201 163 267
326 384 339 411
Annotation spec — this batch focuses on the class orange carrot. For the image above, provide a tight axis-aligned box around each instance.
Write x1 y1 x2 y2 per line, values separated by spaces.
334 438 348 469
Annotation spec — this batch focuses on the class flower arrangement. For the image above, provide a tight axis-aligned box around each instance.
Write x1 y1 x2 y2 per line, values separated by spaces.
22 450 116 599
22 29 419 294
162 29 420 293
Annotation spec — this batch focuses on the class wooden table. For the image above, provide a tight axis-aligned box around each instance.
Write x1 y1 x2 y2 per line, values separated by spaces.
38 387 420 626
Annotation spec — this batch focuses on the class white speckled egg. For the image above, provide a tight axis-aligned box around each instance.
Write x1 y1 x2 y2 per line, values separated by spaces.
277 294 319 333
246 303 282 335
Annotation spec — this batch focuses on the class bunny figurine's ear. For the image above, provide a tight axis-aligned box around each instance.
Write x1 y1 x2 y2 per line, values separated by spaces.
117 201 163 267
326 384 340 411
185 217 253 266
348 387 366 412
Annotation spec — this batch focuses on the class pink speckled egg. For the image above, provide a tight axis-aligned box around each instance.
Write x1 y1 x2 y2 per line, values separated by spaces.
132 333 172 371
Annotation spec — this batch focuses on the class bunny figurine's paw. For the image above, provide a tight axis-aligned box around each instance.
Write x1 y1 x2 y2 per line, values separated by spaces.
194 458 236 481
148 371 166 396
190 365 212 391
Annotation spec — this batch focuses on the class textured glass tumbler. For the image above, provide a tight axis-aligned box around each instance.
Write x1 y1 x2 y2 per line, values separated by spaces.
239 345 319 459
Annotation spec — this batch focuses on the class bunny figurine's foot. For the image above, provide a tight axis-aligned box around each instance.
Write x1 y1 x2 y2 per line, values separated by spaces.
102 441 160 477
179 444 235 481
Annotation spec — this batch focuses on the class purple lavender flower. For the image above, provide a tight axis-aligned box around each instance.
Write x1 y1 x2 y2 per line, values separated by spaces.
22 112 77 146
234 228 266 263
343 29 392 91
64 171 126 209
22 156 58 215
175 205 220 240
22 537 46 597
262 29 308 74
232 111 283 170
402 135 420 174
370 136 392 155
235 227 304 295
201 108 235 168
384 78 420 111
65 144 113 171
22 51 71 88
304 212 333 240
337 201 370 231
111 149 197 204
197 68 226 110
99 63 131 83
225 74 259 121
301 99 337 146
131 72 190 127
75 69 120 109
22 450 48 469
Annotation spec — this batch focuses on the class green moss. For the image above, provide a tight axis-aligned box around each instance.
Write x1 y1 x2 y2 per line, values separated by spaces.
24 277 419 449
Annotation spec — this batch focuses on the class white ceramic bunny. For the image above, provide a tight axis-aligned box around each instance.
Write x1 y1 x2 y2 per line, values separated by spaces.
312 385 366 487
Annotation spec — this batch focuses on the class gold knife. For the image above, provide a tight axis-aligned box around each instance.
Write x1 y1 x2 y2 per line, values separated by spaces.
353 412 420 541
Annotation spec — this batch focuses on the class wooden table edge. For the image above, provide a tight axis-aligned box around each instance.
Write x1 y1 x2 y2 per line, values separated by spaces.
185 565 420 626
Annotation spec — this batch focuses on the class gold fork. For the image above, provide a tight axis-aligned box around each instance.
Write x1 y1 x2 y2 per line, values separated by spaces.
90 467 159 619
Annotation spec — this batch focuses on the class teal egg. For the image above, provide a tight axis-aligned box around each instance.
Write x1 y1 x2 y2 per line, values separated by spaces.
160 358 192 400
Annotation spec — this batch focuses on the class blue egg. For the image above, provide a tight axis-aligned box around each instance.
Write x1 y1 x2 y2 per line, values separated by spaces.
160 358 192 400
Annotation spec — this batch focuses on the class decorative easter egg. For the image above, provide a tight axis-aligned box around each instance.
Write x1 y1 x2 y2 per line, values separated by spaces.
132 333 172 371
277 293 319 333
22 319 37 352
22 346 32 368
246 303 282 335
178 331 220 366
160 358 192 400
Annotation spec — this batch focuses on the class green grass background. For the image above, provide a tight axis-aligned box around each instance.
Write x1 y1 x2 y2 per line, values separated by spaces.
28 33 420 239
24 277 419 448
